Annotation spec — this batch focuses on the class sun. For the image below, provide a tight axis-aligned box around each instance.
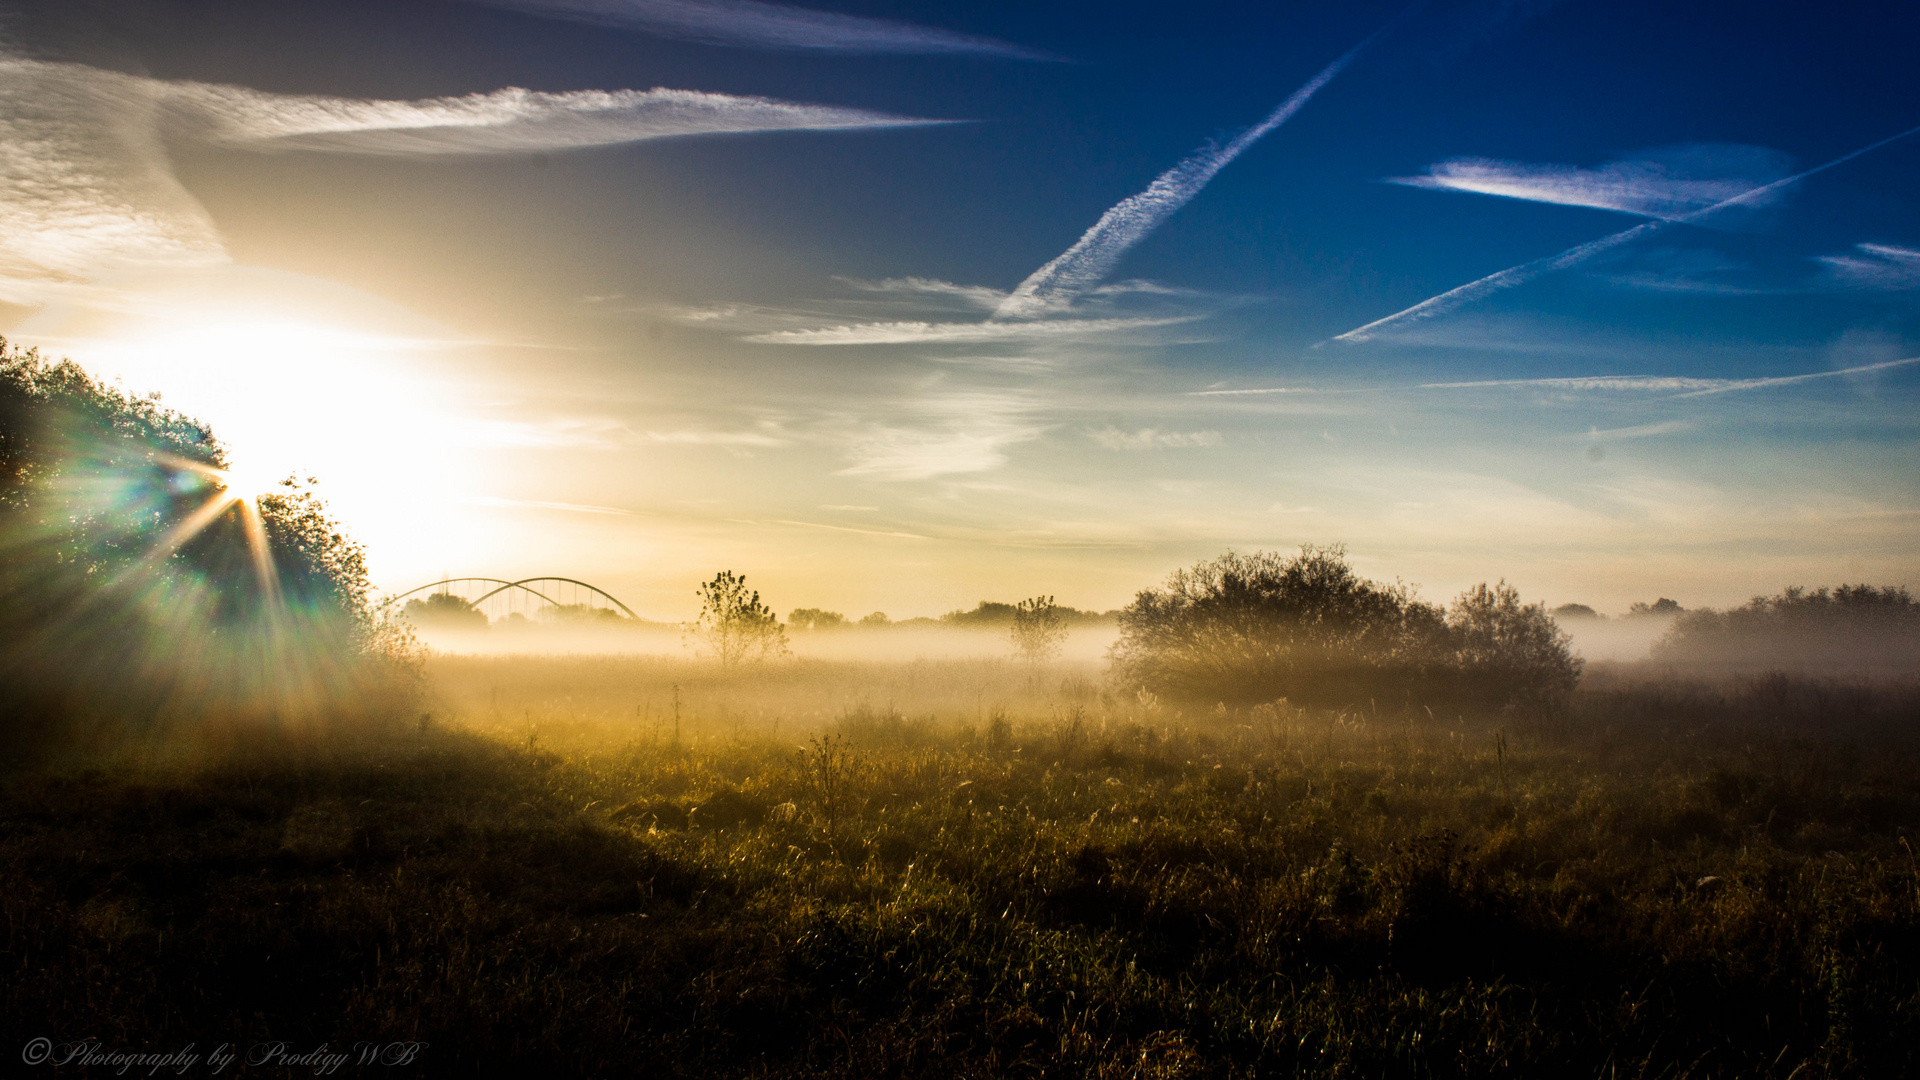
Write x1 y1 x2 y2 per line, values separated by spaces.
217 460 291 504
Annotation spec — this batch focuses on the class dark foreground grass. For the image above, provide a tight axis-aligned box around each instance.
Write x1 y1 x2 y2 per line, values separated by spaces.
4 664 1920 1077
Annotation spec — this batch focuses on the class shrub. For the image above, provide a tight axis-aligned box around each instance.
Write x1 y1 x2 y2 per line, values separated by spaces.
1111 547 1448 705
1448 582 1582 706
1112 547 1580 708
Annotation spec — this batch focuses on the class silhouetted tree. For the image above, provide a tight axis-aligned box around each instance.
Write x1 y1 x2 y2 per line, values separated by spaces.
692 571 789 666
1010 595 1067 666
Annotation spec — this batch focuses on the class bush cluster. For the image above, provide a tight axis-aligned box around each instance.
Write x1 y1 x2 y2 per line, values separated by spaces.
1654 584 1920 673
1111 546 1579 707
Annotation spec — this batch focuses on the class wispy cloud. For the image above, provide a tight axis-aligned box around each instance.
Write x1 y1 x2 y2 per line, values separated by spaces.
643 429 785 445
836 276 1008 311
1665 355 1920 398
743 315 1198 345
462 0 1056 59
759 518 930 540
993 18 1399 320
1817 242 1920 290
0 60 229 284
1578 420 1696 441
1389 144 1792 221
463 495 632 514
1597 247 1770 295
0 56 939 296
1419 374 1732 393
1088 427 1222 449
173 81 938 155
1332 123 1920 344
1194 355 1920 399
1189 386 1324 397
835 390 1042 481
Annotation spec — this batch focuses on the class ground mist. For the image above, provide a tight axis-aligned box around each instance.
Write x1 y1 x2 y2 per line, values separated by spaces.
4 657 1918 1077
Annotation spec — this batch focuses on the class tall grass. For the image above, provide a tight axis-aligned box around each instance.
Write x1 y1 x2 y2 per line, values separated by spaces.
4 657 1916 1077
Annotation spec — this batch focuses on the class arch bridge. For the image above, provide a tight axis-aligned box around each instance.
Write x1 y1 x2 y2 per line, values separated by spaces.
390 577 643 625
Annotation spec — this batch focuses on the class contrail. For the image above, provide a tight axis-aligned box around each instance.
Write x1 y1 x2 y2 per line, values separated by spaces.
1329 121 1920 344
994 6 1424 321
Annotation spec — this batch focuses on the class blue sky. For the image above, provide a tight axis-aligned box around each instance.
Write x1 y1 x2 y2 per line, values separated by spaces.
2 0 1915 619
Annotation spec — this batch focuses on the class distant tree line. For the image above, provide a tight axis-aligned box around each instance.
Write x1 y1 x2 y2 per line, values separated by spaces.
1652 585 1920 672
788 600 1115 632
1552 598 1684 621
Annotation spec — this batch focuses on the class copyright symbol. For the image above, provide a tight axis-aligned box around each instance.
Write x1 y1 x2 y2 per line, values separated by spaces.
22 1037 52 1065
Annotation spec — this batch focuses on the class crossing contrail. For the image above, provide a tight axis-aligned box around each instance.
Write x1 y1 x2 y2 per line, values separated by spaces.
994 5 1426 320
1328 121 1920 344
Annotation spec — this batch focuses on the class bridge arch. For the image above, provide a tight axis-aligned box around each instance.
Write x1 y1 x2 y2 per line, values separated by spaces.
391 577 643 624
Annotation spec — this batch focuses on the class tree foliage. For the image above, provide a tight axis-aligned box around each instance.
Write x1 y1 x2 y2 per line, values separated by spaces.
692 571 789 666
0 338 405 754
1112 547 1579 707
1449 581 1583 705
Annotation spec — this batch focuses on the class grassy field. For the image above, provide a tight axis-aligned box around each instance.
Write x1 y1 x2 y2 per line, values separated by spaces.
5 656 1919 1077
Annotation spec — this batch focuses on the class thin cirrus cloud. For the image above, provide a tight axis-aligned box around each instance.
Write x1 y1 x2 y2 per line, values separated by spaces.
742 315 1200 346
1387 144 1793 222
1192 355 1920 398
1578 420 1696 441
835 391 1043 481
1088 427 1223 450
1817 242 1920 290
462 0 1057 59
172 81 938 156
0 55 938 294
462 495 633 515
1332 123 1920 344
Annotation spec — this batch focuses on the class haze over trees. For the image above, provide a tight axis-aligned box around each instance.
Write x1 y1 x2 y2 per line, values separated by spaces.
1111 546 1579 708
1653 584 1920 673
